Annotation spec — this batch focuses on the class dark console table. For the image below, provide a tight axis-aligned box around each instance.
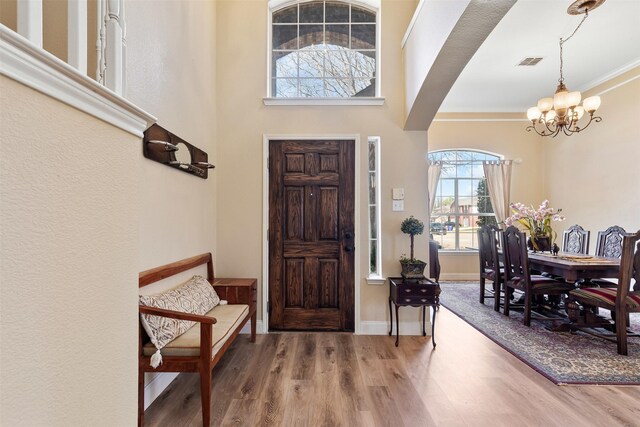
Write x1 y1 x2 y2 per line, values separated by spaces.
388 277 441 347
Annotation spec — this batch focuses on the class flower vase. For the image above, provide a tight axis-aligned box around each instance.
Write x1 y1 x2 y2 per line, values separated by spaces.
527 235 551 252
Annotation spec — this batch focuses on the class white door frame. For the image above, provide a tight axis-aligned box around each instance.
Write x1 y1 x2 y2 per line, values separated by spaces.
262 134 361 334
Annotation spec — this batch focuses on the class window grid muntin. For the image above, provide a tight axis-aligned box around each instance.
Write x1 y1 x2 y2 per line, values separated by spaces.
428 150 500 251
272 1 377 98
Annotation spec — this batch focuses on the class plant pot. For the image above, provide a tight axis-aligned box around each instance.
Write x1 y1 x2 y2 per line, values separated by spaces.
527 235 551 252
400 260 427 279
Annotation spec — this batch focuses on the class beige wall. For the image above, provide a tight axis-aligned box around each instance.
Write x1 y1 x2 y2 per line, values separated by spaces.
1 0 219 418
544 68 640 251
126 0 217 272
0 0 97 79
428 114 545 278
215 0 428 326
0 76 140 426
0 0 17 31
125 0 218 402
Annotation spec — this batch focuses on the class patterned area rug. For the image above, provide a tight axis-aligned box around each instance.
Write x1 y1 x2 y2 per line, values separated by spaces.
440 282 640 385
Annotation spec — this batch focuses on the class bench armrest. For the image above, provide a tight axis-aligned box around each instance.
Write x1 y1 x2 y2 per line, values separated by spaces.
139 305 217 324
212 278 257 306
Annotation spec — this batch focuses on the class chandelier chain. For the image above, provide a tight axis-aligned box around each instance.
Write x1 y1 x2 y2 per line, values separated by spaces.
559 10 589 84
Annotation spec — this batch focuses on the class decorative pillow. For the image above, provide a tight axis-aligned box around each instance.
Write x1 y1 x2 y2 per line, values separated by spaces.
139 275 220 367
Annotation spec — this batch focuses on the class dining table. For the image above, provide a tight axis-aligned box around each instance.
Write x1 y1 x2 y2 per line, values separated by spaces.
527 252 620 283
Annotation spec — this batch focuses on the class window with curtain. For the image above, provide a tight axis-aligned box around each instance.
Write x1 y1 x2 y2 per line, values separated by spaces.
271 1 377 98
428 150 500 250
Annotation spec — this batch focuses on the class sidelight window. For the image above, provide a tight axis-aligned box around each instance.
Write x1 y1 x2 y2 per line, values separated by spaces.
271 1 378 98
368 137 382 278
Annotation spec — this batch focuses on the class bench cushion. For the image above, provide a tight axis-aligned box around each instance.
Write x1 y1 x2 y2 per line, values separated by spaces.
139 275 220 354
143 304 249 358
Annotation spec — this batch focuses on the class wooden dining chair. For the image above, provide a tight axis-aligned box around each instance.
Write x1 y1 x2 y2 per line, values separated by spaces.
562 224 590 255
477 225 503 311
502 226 573 326
429 239 441 284
595 225 627 258
568 230 640 355
589 225 628 288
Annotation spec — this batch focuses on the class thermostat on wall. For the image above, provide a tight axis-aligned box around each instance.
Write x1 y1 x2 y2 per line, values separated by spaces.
392 188 404 200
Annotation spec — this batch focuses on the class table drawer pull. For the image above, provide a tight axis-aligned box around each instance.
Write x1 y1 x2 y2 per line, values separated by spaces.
405 298 412 302
421 299 427 302
421 289 427 293
404 289 411 293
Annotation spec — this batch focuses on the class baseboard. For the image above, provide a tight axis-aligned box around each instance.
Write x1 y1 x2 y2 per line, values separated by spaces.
144 372 179 410
359 319 432 336
439 273 479 281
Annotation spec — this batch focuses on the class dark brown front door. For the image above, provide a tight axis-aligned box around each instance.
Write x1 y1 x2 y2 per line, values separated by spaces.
269 139 355 331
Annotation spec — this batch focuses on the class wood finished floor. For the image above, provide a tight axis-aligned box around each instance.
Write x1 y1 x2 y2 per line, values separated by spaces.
144 308 640 426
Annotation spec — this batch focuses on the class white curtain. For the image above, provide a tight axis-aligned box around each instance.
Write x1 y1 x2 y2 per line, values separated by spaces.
482 160 513 225
428 162 442 213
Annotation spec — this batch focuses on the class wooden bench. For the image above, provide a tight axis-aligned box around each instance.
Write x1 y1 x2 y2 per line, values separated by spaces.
138 253 256 426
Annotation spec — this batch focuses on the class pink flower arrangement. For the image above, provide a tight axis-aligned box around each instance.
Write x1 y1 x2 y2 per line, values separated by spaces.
504 200 565 248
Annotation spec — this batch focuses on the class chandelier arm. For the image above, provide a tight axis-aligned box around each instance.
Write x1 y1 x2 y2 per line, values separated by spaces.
542 119 557 134
576 114 602 132
562 126 575 136
527 124 553 137
527 125 546 136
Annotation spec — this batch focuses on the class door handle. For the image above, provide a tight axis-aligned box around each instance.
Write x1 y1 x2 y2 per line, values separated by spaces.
345 232 353 239
345 246 354 252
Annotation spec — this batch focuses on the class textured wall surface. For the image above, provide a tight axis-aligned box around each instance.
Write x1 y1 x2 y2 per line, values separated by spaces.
0 76 139 426
126 0 217 273
124 0 218 402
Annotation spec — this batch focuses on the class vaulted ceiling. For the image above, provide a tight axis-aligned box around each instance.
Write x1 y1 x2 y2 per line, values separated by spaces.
439 0 640 113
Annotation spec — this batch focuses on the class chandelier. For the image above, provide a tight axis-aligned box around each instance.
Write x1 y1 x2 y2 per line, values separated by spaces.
526 0 605 137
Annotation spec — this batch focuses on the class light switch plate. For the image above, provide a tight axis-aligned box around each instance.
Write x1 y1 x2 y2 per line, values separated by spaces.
392 188 404 200
392 200 404 211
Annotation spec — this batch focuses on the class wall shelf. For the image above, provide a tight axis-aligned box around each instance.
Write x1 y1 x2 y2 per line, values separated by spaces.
143 124 214 179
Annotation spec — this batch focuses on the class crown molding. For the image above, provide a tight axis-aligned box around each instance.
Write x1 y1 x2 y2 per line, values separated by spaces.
578 58 640 94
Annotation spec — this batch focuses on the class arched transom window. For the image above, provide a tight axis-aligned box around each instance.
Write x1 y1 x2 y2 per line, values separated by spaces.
271 1 377 98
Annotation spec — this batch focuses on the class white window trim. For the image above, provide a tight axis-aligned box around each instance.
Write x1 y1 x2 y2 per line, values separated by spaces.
0 25 155 137
266 0 382 103
367 136 383 284
263 96 384 106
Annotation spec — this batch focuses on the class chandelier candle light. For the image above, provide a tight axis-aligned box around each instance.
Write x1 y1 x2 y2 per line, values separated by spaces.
526 0 605 137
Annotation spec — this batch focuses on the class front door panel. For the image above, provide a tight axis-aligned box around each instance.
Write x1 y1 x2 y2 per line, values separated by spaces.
269 140 355 331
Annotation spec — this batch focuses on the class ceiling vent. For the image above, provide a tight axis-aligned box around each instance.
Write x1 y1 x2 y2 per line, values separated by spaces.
517 57 543 66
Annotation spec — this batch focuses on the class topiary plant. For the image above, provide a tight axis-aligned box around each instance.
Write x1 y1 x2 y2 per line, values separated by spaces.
400 216 425 262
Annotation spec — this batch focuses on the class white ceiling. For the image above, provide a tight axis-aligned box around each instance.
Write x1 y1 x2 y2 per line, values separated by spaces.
439 0 640 113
